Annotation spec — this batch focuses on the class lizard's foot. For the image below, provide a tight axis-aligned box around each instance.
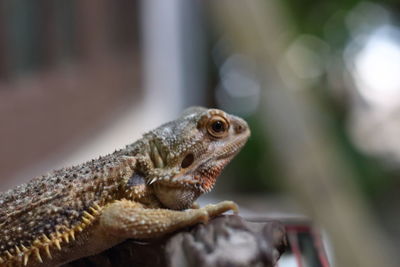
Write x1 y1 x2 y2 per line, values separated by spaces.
99 200 210 239
99 200 237 240
202 200 239 217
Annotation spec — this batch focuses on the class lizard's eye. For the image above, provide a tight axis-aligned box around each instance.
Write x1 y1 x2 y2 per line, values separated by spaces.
181 153 194 168
207 116 229 138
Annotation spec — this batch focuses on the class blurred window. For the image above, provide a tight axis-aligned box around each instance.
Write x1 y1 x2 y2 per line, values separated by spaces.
0 0 139 81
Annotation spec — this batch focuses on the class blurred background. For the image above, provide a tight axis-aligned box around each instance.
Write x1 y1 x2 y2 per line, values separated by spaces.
0 0 400 266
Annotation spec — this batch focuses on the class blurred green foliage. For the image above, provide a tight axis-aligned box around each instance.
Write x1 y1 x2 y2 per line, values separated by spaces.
216 0 400 202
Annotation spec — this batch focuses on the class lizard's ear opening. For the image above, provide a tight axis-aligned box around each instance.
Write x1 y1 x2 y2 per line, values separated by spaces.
181 153 194 168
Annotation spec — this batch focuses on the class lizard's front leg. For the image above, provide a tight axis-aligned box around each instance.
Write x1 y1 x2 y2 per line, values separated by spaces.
98 199 238 239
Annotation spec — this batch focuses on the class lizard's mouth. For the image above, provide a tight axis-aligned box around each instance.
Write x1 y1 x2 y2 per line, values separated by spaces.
215 131 249 160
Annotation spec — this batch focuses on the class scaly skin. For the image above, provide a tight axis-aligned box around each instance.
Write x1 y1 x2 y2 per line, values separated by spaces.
0 107 250 266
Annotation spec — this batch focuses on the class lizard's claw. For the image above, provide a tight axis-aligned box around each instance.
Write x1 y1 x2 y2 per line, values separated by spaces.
202 201 239 218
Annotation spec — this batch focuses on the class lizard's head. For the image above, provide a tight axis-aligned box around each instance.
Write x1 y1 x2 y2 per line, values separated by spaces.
143 107 250 210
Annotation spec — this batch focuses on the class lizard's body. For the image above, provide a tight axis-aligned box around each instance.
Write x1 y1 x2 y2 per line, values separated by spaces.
0 107 250 266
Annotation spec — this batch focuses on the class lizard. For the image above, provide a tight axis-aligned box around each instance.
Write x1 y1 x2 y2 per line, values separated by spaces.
0 107 250 267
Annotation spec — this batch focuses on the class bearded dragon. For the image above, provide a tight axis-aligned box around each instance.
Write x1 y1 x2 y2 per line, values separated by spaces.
0 107 250 266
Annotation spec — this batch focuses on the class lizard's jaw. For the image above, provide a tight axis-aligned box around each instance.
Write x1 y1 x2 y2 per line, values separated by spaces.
152 132 249 209
194 131 250 193
152 156 235 210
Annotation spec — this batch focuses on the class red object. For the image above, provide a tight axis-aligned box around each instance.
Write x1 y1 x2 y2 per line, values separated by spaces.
279 222 330 267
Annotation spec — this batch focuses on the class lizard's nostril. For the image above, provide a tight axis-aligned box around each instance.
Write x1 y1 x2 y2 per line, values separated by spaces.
234 120 248 134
